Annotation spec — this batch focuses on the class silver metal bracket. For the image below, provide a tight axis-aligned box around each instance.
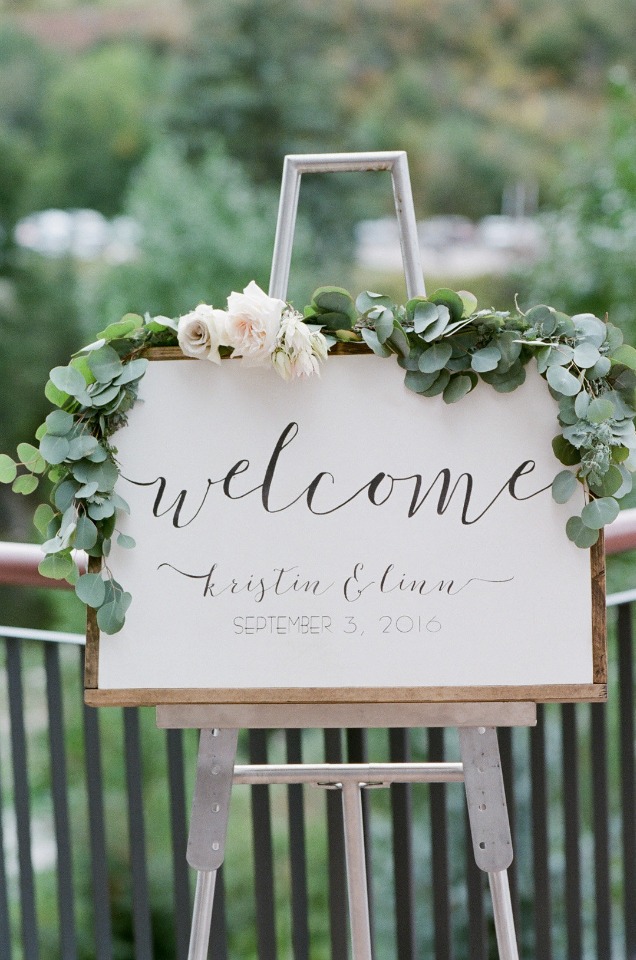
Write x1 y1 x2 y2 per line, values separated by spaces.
460 726 513 872
269 151 426 301
187 728 238 871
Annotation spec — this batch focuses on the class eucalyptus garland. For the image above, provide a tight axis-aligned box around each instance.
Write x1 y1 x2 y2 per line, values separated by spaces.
1 283 635 635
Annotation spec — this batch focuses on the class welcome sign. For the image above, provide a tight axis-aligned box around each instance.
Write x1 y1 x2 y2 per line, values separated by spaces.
85 350 606 706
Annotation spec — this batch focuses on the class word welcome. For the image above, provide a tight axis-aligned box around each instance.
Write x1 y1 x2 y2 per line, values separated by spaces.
128 421 549 528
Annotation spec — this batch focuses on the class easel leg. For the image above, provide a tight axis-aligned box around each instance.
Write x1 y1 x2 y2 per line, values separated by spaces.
488 870 519 960
186 728 238 960
341 781 373 960
188 871 217 960
460 727 520 960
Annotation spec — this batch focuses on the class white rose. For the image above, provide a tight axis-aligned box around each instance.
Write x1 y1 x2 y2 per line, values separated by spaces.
177 304 227 364
225 281 285 366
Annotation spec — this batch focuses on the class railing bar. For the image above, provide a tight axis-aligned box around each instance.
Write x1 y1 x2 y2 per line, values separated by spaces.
166 728 191 960
498 728 520 932
123 707 154 960
561 704 582 960
285 730 310 960
428 727 452 960
323 729 348 960
388 728 416 960
346 727 374 954
0 691 13 960
591 702 612 959
44 643 77 960
6 637 39 960
209 865 228 960
606 587 636 607
81 651 114 960
248 729 278 960
530 706 552 960
0 625 85 645
617 604 636 958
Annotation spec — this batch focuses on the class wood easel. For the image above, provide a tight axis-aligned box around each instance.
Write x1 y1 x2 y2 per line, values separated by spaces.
157 701 534 960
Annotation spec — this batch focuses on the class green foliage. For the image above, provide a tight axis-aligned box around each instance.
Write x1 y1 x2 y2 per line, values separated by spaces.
86 140 313 324
22 43 159 216
524 70 636 338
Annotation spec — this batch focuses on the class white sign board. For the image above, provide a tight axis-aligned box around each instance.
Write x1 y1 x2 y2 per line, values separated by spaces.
86 352 605 706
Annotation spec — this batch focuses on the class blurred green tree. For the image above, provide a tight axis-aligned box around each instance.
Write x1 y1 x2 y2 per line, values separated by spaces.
523 69 636 337
23 42 161 216
165 0 382 270
86 139 314 326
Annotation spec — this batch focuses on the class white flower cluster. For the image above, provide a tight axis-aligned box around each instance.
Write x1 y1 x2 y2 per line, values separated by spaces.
177 281 328 379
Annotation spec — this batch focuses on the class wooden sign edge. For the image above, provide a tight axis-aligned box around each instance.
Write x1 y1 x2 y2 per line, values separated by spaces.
83 357 608 708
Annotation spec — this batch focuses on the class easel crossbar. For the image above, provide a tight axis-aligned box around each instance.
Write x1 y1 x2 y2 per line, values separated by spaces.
232 761 464 785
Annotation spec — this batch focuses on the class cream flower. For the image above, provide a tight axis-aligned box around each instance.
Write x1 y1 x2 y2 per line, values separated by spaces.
177 304 227 364
225 281 285 366
272 308 329 380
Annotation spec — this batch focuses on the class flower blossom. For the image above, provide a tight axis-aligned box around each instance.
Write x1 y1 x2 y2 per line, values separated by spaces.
177 304 227 364
272 308 329 380
225 281 285 366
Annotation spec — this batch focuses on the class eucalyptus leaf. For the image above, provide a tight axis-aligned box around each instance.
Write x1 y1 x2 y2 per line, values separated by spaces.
546 365 581 397
38 552 75 581
374 308 395 344
457 290 478 317
75 573 106 608
552 470 579 503
117 533 136 549
360 328 391 358
12 473 38 495
87 345 123 383
587 357 612 380
589 465 623 498
471 346 501 373
39 434 70 465
88 499 115 520
97 315 143 341
113 358 149 386
68 436 99 460
612 344 636 371
580 497 620 529
49 364 86 397
566 516 600 548
75 514 98 550
0 454 17 483
45 410 74 436
574 392 590 419
552 436 581 466
587 397 615 424
419 342 452 373
420 369 451 397
54 479 79 512
573 342 601 369
572 314 606 346
44 379 69 408
412 301 439 333
404 370 439 393
419 305 451 342
443 374 473 404
33 503 55 536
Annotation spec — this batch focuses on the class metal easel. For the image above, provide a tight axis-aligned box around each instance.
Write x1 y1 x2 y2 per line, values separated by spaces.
159 152 528 960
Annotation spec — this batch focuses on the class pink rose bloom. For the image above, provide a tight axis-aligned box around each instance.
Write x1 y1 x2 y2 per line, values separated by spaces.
225 281 285 366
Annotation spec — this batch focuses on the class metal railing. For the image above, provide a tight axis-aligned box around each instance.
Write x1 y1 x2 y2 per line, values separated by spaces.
0 514 635 960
